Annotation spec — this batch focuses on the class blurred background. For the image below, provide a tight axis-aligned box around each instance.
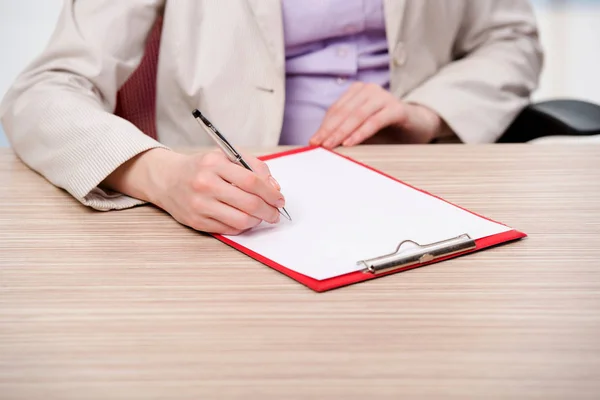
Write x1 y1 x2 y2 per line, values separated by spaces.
0 0 599 147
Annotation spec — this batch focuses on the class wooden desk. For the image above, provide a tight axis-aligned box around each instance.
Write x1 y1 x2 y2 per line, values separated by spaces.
1 145 599 399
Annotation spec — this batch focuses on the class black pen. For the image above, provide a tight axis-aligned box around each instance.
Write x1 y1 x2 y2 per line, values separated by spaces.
192 109 291 221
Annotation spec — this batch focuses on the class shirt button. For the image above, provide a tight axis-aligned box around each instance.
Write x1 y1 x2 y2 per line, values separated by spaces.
393 43 408 66
336 77 347 85
336 46 349 58
343 24 359 34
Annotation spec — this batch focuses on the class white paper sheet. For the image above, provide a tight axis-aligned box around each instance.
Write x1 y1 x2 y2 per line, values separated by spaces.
222 148 512 281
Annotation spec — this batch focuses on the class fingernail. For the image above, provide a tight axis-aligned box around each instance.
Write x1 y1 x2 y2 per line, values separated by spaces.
269 176 281 190
272 213 281 224
276 198 285 208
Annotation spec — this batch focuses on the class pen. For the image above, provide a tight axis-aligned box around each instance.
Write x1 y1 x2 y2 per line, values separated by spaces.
192 109 292 221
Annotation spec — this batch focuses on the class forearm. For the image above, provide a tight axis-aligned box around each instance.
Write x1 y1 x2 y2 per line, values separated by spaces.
403 103 455 142
0 0 166 209
401 1 542 143
1 87 168 210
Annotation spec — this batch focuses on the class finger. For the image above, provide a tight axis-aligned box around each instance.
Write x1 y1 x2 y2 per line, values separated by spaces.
322 95 389 148
214 178 280 224
191 217 245 236
217 162 286 209
205 199 263 231
313 90 369 147
244 156 270 177
241 154 281 191
343 104 404 147
326 81 366 115
317 83 388 148
310 82 366 145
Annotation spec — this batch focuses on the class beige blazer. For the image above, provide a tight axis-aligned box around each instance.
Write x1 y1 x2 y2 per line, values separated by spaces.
0 0 543 210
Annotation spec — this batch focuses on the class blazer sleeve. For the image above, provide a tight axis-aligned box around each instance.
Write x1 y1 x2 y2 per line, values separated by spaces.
0 0 167 210
402 0 544 144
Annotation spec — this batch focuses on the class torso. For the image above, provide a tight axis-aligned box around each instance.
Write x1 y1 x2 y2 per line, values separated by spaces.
279 0 390 145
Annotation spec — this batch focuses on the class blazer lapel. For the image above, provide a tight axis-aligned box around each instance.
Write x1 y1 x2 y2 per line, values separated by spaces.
383 0 407 50
246 0 285 70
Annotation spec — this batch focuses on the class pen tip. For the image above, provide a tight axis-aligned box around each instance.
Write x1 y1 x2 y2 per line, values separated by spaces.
192 109 202 119
280 208 292 221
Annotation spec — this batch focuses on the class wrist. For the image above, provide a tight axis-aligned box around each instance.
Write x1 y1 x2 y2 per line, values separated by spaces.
142 148 186 208
101 147 183 206
404 103 452 142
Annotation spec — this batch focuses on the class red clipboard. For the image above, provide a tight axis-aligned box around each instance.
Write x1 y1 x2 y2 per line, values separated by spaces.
211 146 527 292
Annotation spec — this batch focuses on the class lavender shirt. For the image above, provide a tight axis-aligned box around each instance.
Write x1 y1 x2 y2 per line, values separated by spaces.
278 0 390 145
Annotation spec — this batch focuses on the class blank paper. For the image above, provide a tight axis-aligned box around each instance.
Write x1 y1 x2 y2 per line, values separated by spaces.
222 148 511 281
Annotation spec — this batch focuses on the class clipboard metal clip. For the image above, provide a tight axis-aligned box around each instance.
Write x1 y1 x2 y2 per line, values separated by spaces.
357 234 477 275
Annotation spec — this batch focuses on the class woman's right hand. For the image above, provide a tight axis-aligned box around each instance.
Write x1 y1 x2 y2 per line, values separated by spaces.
102 148 285 235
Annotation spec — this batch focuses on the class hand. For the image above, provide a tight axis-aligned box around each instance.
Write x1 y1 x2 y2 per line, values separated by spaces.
102 148 285 235
309 82 450 148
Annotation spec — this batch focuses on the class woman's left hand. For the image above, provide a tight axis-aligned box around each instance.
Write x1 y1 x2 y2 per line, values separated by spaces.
309 82 450 148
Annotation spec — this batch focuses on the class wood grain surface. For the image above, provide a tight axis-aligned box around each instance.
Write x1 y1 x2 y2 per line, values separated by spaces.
1 144 600 399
